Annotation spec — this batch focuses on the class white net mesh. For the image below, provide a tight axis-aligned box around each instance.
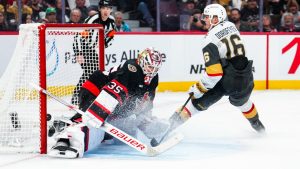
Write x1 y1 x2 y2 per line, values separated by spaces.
0 23 103 153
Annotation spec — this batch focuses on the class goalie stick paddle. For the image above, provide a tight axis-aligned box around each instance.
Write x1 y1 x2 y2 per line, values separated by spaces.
30 83 182 156
150 95 192 147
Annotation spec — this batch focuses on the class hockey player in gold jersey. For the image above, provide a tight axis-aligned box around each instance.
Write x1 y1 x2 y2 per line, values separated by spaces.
168 4 265 133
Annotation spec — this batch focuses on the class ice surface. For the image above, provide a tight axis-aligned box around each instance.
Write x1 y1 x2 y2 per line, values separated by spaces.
0 90 300 169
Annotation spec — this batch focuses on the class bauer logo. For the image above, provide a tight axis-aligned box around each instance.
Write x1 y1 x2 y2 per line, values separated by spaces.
109 128 146 150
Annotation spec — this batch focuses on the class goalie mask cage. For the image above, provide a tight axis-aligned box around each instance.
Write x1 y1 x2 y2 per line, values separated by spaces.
0 24 104 154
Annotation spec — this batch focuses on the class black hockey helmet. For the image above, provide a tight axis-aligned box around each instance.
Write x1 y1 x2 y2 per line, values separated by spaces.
99 0 113 8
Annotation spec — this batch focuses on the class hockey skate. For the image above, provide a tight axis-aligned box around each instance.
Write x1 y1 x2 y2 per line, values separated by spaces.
48 125 85 158
250 119 265 133
48 139 80 158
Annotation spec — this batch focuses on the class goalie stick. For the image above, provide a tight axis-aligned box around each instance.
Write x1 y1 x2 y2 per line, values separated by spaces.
30 83 183 156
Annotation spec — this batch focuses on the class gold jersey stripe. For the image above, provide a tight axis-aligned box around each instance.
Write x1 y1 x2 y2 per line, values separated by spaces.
206 63 223 76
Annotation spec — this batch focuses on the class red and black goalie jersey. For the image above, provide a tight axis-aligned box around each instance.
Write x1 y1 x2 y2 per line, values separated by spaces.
73 59 158 123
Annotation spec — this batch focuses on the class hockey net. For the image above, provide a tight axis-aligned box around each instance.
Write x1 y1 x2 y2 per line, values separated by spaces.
0 23 104 153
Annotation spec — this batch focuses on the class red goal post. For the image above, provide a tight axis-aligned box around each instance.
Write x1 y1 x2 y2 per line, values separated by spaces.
0 23 105 154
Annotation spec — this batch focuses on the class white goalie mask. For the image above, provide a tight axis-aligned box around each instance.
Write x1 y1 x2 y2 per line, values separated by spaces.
202 4 227 27
137 47 162 85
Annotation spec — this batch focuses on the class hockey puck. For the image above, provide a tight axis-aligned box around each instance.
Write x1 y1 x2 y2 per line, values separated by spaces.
150 138 159 147
47 114 52 121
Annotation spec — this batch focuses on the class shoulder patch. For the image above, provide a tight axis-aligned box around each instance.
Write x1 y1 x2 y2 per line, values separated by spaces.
128 64 137 72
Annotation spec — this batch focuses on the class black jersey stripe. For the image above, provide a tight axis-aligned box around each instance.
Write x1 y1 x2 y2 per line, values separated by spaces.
88 102 110 121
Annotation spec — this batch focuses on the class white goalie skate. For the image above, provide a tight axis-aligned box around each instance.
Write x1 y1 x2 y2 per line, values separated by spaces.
48 125 85 159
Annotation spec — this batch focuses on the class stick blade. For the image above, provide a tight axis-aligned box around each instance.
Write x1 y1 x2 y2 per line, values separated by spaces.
147 132 184 156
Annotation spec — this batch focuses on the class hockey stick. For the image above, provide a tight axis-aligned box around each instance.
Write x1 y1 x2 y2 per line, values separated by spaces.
150 95 192 147
30 83 183 156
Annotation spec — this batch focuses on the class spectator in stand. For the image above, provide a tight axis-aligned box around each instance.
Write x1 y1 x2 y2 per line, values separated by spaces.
7 0 32 30
188 9 205 31
240 0 260 32
262 14 278 32
68 0 90 10
115 0 155 28
0 3 4 13
68 8 82 23
43 7 57 23
30 0 43 22
22 13 34 23
137 0 155 27
280 12 296 31
285 0 300 24
229 8 251 31
75 0 88 22
44 0 56 8
160 0 179 31
231 0 246 10
267 0 285 15
55 0 70 23
181 0 196 15
87 5 98 16
179 0 196 31
0 11 10 31
114 11 131 32
218 0 231 14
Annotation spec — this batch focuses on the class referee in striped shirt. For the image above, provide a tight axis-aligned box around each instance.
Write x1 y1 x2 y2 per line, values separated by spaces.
71 0 117 105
